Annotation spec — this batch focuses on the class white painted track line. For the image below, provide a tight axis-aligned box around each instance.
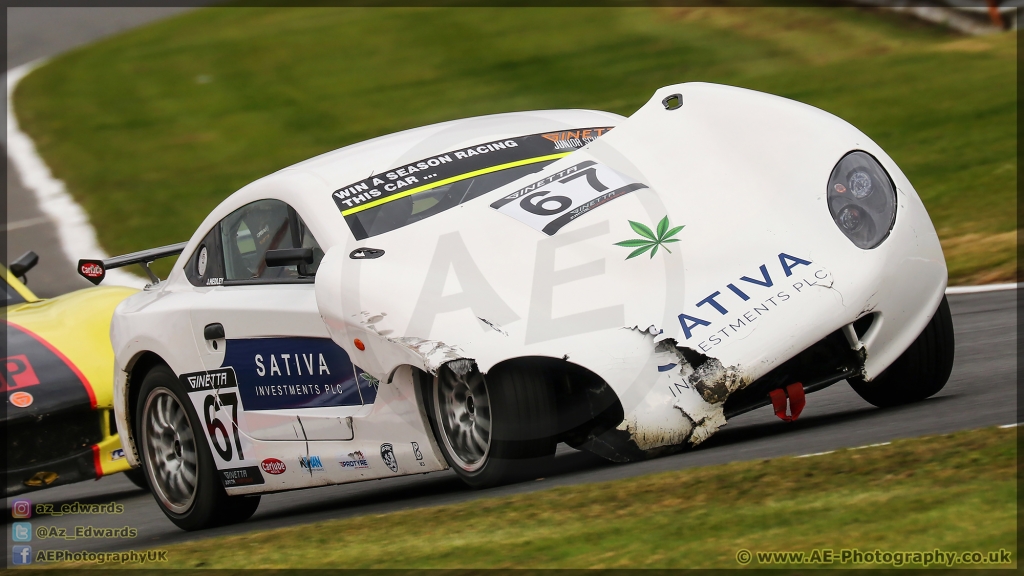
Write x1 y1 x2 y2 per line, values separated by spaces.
6 60 146 289
794 450 835 458
945 282 1020 294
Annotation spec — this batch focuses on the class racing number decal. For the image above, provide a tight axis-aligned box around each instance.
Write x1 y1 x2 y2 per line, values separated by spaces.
180 368 247 463
491 160 648 235
204 393 243 461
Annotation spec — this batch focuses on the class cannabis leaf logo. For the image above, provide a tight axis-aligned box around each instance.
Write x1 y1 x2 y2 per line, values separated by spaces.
359 372 380 389
614 216 684 259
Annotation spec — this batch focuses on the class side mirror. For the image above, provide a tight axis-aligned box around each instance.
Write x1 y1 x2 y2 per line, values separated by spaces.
9 251 39 282
265 248 314 268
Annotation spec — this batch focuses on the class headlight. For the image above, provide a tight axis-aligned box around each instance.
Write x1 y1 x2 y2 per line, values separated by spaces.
827 151 896 249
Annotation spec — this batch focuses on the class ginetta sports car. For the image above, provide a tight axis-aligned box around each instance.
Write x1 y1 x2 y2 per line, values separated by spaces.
100 83 953 531
4 253 144 496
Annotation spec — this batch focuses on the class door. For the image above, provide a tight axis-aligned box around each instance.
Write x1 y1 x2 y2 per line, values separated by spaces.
185 199 363 454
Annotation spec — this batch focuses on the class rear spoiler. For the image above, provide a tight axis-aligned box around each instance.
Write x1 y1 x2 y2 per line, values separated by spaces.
78 242 187 286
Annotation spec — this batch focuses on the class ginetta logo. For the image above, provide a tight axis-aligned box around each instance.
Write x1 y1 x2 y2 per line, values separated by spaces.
2 355 40 392
541 127 611 143
260 458 286 475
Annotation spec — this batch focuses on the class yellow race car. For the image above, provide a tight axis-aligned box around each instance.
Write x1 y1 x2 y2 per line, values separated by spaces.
4 251 145 496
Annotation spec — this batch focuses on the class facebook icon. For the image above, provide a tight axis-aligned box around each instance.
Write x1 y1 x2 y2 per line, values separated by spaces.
12 545 32 565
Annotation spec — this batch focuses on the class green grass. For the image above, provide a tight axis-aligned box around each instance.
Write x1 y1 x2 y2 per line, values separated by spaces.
76 425 1015 569
15 7 1017 283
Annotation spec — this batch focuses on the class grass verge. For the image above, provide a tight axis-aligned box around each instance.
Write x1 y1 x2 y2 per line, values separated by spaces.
71 425 1015 569
15 7 1017 283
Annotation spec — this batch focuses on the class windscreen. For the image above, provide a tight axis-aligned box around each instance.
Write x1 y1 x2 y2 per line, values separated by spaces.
334 127 613 240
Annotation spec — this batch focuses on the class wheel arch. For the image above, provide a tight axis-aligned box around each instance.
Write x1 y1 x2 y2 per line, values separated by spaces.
417 355 624 450
118 350 172 466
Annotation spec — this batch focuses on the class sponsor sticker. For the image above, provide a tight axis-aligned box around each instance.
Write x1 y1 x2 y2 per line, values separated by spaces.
10 391 34 408
110 449 125 461
77 260 105 285
380 443 399 473
2 355 40 391
260 458 287 475
354 366 379 405
412 442 425 467
490 160 648 235
542 128 611 149
673 252 824 357
613 216 685 260
219 466 265 487
299 455 324 472
339 451 370 469
197 246 208 276
178 368 238 392
225 338 362 411
336 127 613 240
6 323 93 411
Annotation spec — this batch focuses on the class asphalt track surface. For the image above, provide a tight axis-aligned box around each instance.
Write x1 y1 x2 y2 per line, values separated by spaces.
3 7 1019 564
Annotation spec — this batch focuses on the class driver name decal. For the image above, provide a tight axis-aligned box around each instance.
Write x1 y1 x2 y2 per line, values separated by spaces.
490 160 647 236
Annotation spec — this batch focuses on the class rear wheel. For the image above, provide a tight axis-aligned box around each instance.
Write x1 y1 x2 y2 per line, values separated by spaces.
135 365 259 531
431 362 557 488
850 296 955 407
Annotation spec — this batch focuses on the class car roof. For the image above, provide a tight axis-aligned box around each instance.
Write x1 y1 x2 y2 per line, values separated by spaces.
279 109 624 191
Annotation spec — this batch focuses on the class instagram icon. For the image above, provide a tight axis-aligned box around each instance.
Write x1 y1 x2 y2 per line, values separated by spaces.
11 500 31 519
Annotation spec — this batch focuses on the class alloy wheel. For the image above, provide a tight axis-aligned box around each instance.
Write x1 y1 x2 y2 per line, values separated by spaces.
141 387 199 514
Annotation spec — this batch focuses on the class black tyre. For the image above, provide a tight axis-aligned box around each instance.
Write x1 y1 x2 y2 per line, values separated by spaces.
135 364 260 531
849 295 955 407
122 467 149 490
430 361 557 488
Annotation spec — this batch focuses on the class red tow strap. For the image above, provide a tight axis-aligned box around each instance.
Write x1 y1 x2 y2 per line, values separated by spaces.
769 382 806 422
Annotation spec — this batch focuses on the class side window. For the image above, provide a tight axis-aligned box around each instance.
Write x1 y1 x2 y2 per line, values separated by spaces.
220 199 317 283
185 199 324 286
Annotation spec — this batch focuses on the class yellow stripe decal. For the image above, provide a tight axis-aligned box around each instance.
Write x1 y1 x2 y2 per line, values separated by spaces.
341 152 571 216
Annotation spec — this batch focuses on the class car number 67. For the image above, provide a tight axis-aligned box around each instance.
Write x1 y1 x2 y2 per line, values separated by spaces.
204 393 243 461
494 161 646 235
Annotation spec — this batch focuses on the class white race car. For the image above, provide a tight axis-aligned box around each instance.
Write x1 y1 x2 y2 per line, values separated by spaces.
92 82 953 531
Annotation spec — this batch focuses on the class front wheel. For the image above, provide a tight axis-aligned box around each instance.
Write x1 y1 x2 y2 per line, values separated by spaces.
135 364 260 531
431 362 558 488
849 295 955 408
